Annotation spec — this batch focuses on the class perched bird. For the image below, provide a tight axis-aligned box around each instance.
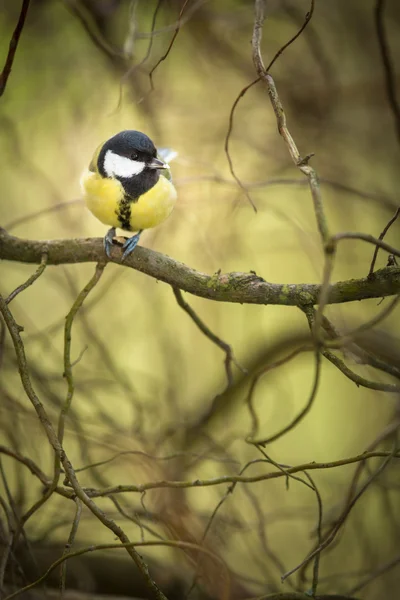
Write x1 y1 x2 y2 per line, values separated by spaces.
81 130 177 259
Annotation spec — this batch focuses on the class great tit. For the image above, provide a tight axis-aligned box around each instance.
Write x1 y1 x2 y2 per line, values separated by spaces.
81 130 177 260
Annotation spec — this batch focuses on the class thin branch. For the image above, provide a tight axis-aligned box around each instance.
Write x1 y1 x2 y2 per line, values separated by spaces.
224 77 260 211
254 448 323 594
62 0 125 61
332 231 400 258
6 251 48 304
4 199 83 232
59 498 82 597
224 0 314 211
1 230 400 306
116 0 164 109
0 294 168 600
186 458 269 597
72 448 237 474
302 306 400 393
325 294 400 350
59 263 106 448
313 230 400 341
4 539 230 600
148 0 190 91
368 206 400 276
136 0 208 39
346 552 400 596
281 450 397 583
247 350 321 446
172 286 244 386
0 459 16 593
253 0 328 245
0 0 31 97
176 174 397 211
73 451 400 496
246 594 359 600
245 346 309 441
374 0 400 144
266 0 315 72
0 445 50 487
321 349 399 393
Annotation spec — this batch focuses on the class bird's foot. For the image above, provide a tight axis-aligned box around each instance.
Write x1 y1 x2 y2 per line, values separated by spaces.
104 227 116 259
121 230 142 261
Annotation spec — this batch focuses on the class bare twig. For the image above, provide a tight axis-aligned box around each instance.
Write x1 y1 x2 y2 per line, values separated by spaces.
62 0 125 61
245 346 309 441
325 294 400 350
148 0 190 91
224 77 260 211
302 305 400 393
313 230 400 341
70 450 400 496
374 0 400 144
246 594 359 600
281 449 397 583
247 350 321 446
0 0 31 97
59 263 106 448
172 286 244 386
4 199 83 232
117 0 164 109
73 448 237 474
0 295 168 600
368 206 400 276
346 552 400 596
224 0 315 211
59 498 82 596
320 349 399 393
253 0 327 245
6 251 48 304
4 539 230 600
333 231 400 258
0 459 16 593
176 174 397 211
266 1 314 72
186 458 268 597
0 445 50 486
254 448 323 594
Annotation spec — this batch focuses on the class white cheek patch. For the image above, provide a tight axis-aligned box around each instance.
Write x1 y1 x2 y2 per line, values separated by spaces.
103 150 145 178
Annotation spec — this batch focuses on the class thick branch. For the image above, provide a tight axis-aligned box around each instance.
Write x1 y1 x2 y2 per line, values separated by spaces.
1 230 399 306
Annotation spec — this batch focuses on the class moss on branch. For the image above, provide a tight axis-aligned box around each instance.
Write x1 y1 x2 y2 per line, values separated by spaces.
0 229 399 306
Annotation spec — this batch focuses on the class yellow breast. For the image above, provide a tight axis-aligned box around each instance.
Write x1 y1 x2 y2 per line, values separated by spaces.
81 170 177 232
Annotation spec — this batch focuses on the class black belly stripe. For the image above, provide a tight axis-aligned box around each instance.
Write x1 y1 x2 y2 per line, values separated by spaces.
116 194 137 231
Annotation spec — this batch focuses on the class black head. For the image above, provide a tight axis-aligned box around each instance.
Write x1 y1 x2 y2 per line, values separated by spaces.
97 130 167 199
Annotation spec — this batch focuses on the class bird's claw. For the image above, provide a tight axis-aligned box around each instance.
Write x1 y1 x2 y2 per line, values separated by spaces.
121 231 142 261
104 227 116 259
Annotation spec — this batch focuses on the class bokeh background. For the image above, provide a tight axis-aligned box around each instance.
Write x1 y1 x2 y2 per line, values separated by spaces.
1 0 400 598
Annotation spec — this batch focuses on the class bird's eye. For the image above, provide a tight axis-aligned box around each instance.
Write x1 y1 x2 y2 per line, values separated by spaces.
131 152 138 160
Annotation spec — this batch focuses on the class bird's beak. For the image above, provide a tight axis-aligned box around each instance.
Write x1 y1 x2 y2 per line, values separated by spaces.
147 157 168 170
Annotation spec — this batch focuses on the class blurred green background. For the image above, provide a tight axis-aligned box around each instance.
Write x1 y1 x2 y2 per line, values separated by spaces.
1 0 400 598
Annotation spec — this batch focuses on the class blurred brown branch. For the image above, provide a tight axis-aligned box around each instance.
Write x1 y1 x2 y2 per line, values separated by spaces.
2 2 400 598
0 0 31 97
0 283 168 600
172 286 244 386
375 0 400 145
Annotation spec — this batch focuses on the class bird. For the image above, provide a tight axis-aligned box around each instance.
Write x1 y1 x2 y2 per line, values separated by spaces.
81 130 177 260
